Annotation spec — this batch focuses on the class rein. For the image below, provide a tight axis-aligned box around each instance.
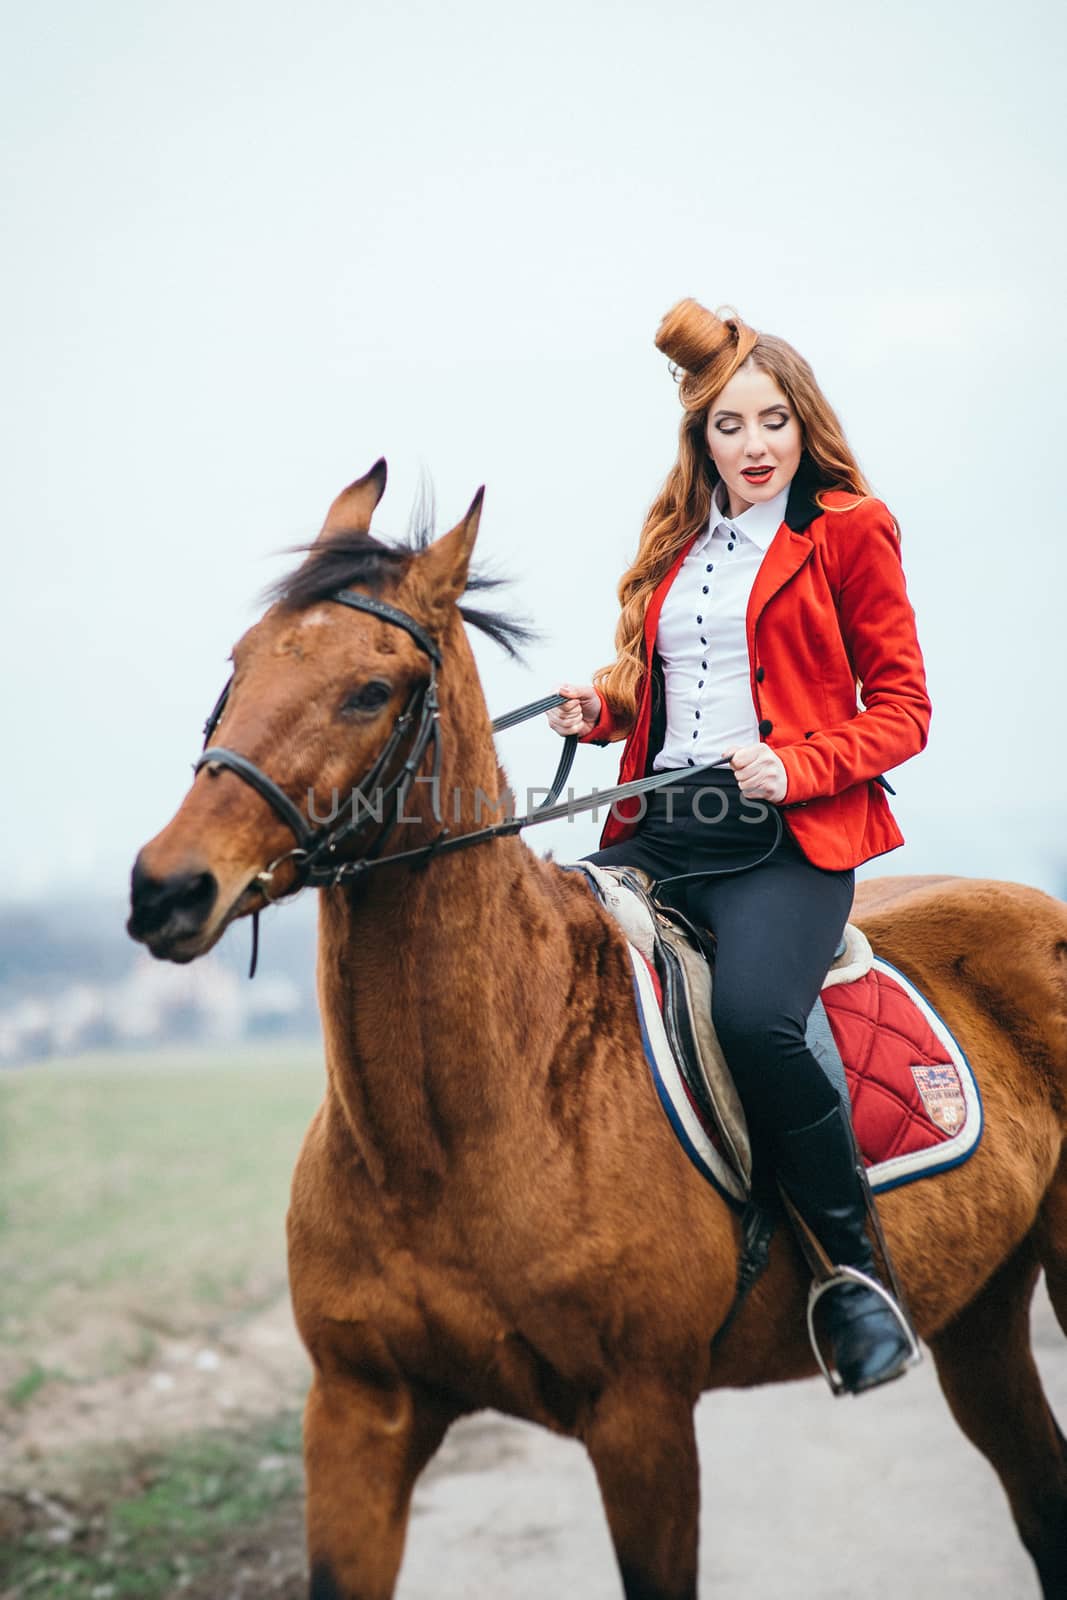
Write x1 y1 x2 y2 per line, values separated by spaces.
195 586 782 974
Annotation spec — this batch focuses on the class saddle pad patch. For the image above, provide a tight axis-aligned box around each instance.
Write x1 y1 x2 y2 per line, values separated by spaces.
911 1065 967 1134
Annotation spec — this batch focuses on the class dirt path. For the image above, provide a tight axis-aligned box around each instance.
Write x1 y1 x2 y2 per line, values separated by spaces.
4 1296 308 1491
4 1284 1065 1598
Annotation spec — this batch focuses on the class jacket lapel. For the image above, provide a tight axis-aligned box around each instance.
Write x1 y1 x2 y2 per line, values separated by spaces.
746 525 813 644
746 463 822 644
643 533 699 659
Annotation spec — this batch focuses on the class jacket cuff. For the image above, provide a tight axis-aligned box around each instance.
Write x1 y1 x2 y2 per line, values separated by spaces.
777 743 819 805
577 693 615 747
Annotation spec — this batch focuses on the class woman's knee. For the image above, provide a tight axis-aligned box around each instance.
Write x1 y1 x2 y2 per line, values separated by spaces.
711 988 804 1067
710 990 838 1132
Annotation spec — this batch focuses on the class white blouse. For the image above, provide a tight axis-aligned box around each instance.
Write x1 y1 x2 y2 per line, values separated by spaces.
652 479 791 772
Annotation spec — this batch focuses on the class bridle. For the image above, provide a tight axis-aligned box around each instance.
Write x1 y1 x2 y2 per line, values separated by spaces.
195 585 781 974
196 588 581 971
197 591 460 902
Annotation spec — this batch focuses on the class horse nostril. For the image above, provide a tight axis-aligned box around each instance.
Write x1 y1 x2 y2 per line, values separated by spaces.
128 861 219 940
171 872 217 918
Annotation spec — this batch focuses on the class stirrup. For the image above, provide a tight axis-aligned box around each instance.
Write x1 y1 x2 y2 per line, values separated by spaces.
806 1265 922 1397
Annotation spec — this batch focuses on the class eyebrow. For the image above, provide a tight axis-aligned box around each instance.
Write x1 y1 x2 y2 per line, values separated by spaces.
711 404 791 419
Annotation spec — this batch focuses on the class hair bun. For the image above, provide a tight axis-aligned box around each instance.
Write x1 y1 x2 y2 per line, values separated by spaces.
655 297 735 373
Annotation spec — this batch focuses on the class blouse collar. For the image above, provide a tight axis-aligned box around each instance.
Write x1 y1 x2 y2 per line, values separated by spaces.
700 476 791 552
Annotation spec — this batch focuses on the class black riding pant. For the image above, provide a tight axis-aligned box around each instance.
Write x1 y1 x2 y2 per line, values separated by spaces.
582 768 854 1150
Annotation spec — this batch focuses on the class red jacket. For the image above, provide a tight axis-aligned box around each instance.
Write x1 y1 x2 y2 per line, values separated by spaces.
579 483 931 870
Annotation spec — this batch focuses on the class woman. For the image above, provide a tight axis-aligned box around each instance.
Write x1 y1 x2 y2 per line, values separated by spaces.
548 297 932 1395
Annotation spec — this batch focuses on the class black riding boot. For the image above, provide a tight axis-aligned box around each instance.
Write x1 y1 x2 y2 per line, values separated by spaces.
773 1101 913 1395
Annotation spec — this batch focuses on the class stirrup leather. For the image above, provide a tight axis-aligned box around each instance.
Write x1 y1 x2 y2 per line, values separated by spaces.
806 1265 923 1397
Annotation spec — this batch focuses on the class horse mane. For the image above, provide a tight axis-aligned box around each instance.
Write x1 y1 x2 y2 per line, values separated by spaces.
263 486 537 661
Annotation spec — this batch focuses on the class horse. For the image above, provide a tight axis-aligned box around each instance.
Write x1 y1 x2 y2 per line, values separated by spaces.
127 461 1067 1600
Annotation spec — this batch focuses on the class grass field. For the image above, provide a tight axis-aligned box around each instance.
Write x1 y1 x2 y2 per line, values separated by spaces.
0 1043 326 1599
0 1043 324 1395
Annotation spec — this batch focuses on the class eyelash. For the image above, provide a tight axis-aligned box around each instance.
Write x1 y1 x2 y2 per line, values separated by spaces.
716 419 788 434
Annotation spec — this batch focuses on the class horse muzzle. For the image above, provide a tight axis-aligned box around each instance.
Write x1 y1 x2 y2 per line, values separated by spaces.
127 854 220 960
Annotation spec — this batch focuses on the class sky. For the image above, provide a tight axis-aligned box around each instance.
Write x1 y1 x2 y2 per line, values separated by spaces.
2 0 1065 909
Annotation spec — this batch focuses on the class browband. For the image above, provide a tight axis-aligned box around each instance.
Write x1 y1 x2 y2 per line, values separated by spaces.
332 590 442 665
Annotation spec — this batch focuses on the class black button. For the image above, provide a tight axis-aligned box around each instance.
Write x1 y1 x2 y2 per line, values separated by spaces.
692 730 698 739
696 615 702 623
700 636 707 645
697 679 704 687
727 542 735 551
695 710 701 719
759 718 773 737
755 666 765 683
687 757 695 765
701 585 708 594
706 563 713 572
701 661 707 669
804 730 814 739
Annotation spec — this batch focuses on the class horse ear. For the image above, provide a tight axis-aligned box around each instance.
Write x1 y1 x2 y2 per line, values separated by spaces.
318 457 388 539
411 487 484 618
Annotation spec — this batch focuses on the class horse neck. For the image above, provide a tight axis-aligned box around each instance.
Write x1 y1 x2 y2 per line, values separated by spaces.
314 657 571 1189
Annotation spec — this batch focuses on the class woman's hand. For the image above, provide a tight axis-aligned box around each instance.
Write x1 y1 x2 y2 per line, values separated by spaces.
547 682 602 739
723 743 788 803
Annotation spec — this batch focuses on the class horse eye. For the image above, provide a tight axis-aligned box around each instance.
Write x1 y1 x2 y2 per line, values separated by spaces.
341 680 392 714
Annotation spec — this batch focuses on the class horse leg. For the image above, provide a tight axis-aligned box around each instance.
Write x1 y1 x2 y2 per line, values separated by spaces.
929 1238 1067 1599
582 1379 700 1600
1037 1147 1067 1343
303 1370 455 1600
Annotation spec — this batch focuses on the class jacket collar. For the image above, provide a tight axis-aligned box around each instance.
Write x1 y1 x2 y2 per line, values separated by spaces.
784 453 823 532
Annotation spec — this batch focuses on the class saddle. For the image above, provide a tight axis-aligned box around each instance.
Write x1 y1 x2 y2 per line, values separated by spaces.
564 860 981 1207
573 861 872 1198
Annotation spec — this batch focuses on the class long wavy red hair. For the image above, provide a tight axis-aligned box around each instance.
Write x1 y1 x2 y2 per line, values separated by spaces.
593 298 886 732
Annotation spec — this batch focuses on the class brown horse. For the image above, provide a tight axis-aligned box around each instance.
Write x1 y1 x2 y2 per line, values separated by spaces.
128 463 1067 1600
